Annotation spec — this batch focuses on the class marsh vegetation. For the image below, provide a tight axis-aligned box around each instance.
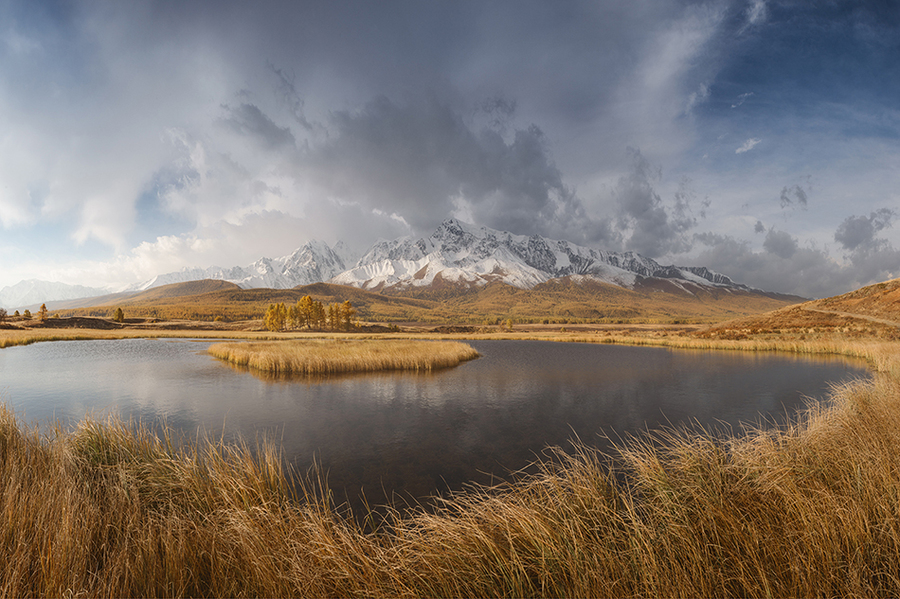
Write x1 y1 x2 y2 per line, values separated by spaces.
207 339 480 375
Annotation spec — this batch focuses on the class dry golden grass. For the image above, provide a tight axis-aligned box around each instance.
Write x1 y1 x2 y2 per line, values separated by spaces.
4 316 900 596
207 339 480 375
0 328 280 349
2 340 900 597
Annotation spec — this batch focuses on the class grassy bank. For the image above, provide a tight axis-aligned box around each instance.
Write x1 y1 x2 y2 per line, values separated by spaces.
0 328 277 349
207 339 480 375
1 340 899 596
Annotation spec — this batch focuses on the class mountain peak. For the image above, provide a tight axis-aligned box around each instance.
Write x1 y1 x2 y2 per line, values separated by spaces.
119 220 753 298
333 220 746 293
126 240 350 292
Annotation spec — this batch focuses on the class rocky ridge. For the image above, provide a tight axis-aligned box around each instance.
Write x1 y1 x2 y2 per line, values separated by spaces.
332 219 750 294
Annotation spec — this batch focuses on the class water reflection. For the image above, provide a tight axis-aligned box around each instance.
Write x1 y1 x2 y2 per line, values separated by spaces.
0 338 870 510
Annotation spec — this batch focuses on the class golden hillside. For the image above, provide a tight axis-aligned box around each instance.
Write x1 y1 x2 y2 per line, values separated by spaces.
54 276 804 325
699 277 900 341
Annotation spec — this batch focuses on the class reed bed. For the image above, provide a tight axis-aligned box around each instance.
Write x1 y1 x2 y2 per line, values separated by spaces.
207 339 480 375
2 340 900 597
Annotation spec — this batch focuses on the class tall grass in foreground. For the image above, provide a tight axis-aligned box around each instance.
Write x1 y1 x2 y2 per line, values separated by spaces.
207 339 480 375
3 348 900 597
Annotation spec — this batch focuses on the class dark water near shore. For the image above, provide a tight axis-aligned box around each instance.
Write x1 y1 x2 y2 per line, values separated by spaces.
0 338 869 508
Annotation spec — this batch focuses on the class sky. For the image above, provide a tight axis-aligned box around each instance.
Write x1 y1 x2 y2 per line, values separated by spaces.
0 0 898 298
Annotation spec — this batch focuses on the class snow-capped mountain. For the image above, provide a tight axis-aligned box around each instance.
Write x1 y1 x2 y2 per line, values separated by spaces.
332 219 750 293
0 222 769 311
119 219 757 297
0 280 111 310
125 239 351 292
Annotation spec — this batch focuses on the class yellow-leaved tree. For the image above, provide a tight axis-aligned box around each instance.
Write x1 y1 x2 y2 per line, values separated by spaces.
264 303 288 331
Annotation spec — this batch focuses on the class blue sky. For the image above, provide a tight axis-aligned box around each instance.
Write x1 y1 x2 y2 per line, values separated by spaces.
0 0 897 297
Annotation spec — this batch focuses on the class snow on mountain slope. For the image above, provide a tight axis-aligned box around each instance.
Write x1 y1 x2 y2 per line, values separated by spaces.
124 239 349 292
0 280 111 310
119 219 752 297
333 219 747 293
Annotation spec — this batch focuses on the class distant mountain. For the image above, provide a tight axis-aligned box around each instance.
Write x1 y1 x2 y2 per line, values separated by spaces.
0 280 110 310
125 239 351 292
118 219 791 300
333 219 764 296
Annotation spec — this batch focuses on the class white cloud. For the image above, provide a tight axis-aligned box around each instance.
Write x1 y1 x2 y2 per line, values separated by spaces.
686 82 710 113
731 92 754 108
735 138 762 154
746 0 767 26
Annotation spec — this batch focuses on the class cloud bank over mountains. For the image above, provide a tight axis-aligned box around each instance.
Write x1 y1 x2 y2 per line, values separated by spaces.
0 1 897 299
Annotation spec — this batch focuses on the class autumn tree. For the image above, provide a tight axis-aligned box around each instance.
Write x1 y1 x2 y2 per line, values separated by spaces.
0 308 6 323
340 300 357 331
23 309 32 320
113 307 124 323
311 300 326 329
297 295 315 328
38 304 48 321
287 302 300 330
327 303 336 330
264 303 288 331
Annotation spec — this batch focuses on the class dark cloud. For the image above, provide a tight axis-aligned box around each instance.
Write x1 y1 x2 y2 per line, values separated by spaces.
218 103 296 150
477 96 517 134
268 64 314 132
692 212 900 298
300 95 614 244
834 208 894 252
779 184 808 210
762 228 797 259
833 208 900 286
693 231 855 298
754 220 765 234
613 149 699 258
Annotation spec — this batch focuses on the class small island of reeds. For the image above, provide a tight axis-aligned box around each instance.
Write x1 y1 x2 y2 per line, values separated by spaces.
207 339 480 376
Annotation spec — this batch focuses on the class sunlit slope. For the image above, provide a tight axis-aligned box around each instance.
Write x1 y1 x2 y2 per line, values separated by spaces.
55 281 438 322
701 277 900 340
814 277 900 322
55 276 804 324
440 277 802 323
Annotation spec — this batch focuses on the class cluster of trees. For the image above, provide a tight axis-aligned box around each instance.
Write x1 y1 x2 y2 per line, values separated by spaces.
0 304 60 323
264 296 358 332
0 307 41 321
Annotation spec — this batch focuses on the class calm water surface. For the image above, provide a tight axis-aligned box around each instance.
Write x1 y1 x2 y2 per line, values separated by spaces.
0 338 869 507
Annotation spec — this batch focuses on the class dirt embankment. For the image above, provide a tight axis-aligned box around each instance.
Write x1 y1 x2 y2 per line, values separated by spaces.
17 317 125 330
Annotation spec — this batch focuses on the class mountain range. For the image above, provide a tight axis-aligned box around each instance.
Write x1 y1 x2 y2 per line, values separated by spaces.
1 219 792 310
0 280 109 311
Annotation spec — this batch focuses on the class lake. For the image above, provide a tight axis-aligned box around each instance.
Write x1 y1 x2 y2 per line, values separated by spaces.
0 338 869 508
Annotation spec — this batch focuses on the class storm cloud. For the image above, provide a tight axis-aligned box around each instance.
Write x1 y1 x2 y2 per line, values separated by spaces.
303 96 590 238
613 150 700 258
690 209 900 299
0 0 898 296
835 208 894 252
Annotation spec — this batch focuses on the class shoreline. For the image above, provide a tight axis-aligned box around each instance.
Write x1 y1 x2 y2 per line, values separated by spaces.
1 322 893 374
